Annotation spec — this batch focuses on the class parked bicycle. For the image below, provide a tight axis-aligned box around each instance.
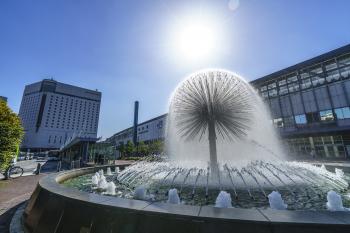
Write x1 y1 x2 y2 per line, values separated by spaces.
1 163 24 179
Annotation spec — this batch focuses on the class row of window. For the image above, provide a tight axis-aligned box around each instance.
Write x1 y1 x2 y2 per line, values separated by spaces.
44 94 99 131
260 54 350 98
19 94 41 129
273 107 350 128
285 135 346 158
111 120 165 143
137 120 163 132
48 133 95 145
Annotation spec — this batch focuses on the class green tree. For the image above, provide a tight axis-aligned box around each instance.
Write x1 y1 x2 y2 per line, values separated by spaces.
118 144 125 157
138 141 149 156
124 141 135 156
148 140 164 154
0 100 23 170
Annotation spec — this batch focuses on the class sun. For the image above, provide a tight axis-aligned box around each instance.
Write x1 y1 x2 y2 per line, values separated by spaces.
170 15 221 63
177 22 216 61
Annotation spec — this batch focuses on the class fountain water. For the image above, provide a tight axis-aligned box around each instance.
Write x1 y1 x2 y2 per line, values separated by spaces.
268 191 287 210
215 191 233 208
166 69 286 167
167 188 181 204
105 182 116 195
326 190 349 211
134 186 148 200
80 70 349 210
97 174 108 190
107 167 112 176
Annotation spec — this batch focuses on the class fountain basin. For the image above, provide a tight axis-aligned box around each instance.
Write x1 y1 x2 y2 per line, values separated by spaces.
23 166 350 233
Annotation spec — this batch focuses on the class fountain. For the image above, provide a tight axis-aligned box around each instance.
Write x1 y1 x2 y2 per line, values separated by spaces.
268 191 287 210
326 190 349 211
167 188 181 204
23 69 350 233
215 191 233 208
111 70 348 209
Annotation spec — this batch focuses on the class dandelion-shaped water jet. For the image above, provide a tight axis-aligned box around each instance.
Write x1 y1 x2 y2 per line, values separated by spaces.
169 70 253 171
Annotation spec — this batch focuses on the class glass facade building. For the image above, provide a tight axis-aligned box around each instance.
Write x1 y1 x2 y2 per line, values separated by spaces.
251 44 350 159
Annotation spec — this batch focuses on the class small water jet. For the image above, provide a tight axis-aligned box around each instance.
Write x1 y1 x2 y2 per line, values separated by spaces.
98 176 108 190
167 188 181 204
326 190 349 211
107 167 112 176
268 191 287 210
134 186 147 200
105 182 116 195
215 191 232 208
92 174 99 185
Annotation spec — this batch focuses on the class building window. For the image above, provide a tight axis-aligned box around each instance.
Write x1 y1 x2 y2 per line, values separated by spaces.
311 75 325 86
279 85 288 95
283 116 294 127
320 110 334 122
287 75 298 83
334 107 350 119
326 70 340 83
325 61 337 71
301 78 312 89
261 91 269 98
268 89 278 97
278 79 286 86
288 82 299 93
295 114 307 125
268 82 276 89
273 118 283 128
339 66 350 78
300 71 310 79
338 54 350 66
306 112 320 123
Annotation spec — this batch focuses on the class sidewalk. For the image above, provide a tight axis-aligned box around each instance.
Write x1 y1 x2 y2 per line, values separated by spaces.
0 174 44 215
0 174 45 233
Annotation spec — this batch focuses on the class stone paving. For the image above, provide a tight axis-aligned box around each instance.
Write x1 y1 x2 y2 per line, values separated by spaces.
0 174 45 233
0 160 133 233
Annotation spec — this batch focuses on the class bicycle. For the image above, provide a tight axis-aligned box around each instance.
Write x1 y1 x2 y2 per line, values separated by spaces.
1 163 24 179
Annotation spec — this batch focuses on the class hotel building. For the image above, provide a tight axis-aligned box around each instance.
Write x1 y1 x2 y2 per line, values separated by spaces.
19 79 101 151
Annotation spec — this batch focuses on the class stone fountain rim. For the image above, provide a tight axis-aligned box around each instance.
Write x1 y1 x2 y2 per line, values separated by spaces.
35 165 350 226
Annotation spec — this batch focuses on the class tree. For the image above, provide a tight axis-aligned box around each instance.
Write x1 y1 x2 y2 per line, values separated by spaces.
124 141 135 157
118 143 125 157
0 100 23 170
148 140 164 154
138 141 149 156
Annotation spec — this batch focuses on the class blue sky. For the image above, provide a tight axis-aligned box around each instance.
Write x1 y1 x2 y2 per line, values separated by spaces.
0 0 350 138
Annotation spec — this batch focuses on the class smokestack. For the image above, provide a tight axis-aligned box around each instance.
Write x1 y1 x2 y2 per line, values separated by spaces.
133 101 139 145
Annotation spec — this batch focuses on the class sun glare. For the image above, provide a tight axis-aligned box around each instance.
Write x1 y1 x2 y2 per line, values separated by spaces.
177 22 216 61
170 15 221 63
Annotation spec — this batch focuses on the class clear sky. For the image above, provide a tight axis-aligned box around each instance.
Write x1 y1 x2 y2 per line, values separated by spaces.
0 0 350 139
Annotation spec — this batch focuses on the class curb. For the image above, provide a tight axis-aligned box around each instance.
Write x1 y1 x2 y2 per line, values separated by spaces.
9 203 25 233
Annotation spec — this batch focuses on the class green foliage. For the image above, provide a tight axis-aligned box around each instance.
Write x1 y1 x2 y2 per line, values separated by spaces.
124 141 135 156
0 100 23 170
148 140 164 154
118 143 126 156
138 141 149 156
117 140 164 158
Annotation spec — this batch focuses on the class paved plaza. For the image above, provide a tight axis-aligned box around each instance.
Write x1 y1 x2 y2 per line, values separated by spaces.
0 174 44 233
0 159 58 233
